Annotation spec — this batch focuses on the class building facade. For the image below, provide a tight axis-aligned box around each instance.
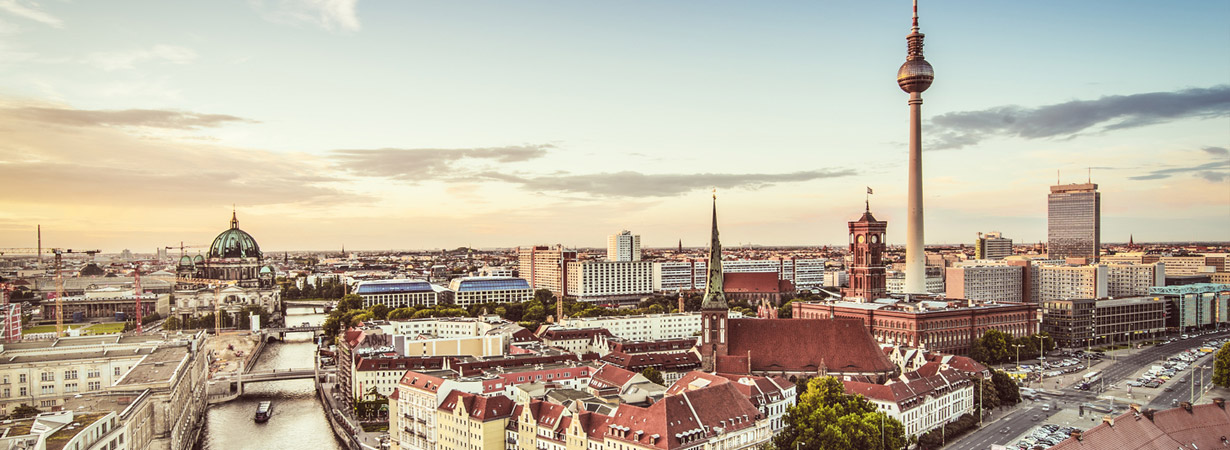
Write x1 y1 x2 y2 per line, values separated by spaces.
945 264 1025 303
355 279 454 309
1047 183 1101 261
517 245 576 297
606 231 641 262
652 258 828 293
974 232 1013 260
1040 296 1167 349
447 277 533 307
793 300 1037 355
564 261 653 303
843 208 888 302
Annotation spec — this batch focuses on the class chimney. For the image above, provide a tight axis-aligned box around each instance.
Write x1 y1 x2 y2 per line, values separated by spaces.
1142 408 1156 421
1213 397 1226 409
1129 403 1142 413
1180 401 1193 413
1070 430 1082 441
1102 416 1114 427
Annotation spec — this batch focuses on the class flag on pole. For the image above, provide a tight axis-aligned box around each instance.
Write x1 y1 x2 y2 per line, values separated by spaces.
867 187 873 194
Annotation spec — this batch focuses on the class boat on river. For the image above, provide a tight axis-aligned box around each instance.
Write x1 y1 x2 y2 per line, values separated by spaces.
255 401 273 423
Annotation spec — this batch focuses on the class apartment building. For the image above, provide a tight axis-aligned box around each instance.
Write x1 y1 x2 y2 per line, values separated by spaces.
945 264 1025 302
843 366 974 438
355 279 454 309
564 261 653 303
517 245 577 296
448 277 533 307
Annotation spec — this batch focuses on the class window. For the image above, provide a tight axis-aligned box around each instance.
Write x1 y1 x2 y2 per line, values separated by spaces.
41 385 54 395
40 372 53 382
88 369 101 378
19 387 26 396
114 367 122 376
64 383 78 393
64 370 78 380
40 400 55 407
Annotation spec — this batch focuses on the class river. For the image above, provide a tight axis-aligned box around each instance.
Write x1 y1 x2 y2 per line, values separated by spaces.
196 306 343 450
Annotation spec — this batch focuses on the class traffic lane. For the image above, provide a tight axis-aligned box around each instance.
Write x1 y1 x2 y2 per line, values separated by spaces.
1145 360 1214 409
950 405 1058 450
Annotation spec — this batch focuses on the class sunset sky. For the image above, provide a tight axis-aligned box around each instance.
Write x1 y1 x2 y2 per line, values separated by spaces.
0 1 1227 253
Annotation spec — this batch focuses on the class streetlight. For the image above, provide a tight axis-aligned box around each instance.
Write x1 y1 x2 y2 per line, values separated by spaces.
1013 343 1024 371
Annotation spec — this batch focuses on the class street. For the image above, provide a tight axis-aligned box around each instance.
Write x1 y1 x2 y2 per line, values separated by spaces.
944 330 1228 450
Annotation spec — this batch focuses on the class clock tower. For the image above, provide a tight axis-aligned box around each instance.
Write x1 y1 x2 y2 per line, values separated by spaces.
842 202 888 302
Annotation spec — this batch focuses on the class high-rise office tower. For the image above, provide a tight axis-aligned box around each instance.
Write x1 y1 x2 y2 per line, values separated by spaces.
606 230 641 262
898 0 934 294
1048 183 1100 261
517 245 576 297
975 232 1013 260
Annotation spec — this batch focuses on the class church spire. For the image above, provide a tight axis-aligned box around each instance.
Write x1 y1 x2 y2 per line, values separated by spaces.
230 206 239 229
701 192 728 310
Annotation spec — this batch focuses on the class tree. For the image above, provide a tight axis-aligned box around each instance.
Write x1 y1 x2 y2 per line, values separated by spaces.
641 367 665 385
387 307 416 320
773 377 907 450
371 304 391 320
991 370 1020 405
777 300 794 318
1214 342 1230 388
10 404 40 419
970 330 1011 364
973 376 1001 416
163 316 181 331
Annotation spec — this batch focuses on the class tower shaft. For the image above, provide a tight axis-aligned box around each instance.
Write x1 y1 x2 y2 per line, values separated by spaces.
904 92 927 294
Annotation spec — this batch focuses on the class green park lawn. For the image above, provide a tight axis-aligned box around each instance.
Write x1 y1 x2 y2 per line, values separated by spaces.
22 325 80 334
84 322 126 334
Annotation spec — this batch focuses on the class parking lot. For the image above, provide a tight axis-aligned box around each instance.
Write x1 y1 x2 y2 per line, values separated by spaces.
1002 422 1085 450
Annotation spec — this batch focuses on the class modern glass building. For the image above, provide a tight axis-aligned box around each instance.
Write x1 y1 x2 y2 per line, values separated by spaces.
1048 183 1100 261
447 276 533 307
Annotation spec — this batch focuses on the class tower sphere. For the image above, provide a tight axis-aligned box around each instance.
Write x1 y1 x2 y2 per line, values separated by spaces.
897 59 933 93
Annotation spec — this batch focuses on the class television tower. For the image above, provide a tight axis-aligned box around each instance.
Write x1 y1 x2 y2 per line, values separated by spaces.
898 0 934 294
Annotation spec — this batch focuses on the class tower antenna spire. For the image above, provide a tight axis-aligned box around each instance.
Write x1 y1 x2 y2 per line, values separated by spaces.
912 0 919 31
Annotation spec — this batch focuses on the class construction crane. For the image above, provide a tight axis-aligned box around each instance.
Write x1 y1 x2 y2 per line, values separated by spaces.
0 248 101 336
165 242 208 259
133 268 144 334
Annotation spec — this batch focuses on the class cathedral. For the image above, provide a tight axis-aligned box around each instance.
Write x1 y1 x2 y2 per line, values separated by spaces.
696 197 897 383
172 211 280 322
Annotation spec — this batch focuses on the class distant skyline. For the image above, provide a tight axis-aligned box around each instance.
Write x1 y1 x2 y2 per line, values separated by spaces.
0 1 1227 253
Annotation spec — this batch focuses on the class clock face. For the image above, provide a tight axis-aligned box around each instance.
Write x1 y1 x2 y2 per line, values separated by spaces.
871 235 879 244
857 235 865 244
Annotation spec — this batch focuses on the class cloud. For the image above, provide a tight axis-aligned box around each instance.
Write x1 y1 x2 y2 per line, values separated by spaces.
928 85 1230 150
478 169 857 198
1129 160 1229 182
331 145 552 180
86 45 197 71
0 101 356 208
5 106 256 129
251 0 361 33
1202 146 1229 156
0 0 62 28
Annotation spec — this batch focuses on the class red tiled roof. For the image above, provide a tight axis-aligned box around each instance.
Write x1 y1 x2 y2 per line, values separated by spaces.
389 389 399 401
844 367 969 411
600 352 700 372
665 372 731 396
610 338 697 354
722 272 782 293
355 356 444 372
571 411 613 441
590 364 638 391
1050 401 1230 450
438 391 515 421
606 382 761 450
511 328 541 343
722 318 895 375
399 370 447 393
540 328 614 341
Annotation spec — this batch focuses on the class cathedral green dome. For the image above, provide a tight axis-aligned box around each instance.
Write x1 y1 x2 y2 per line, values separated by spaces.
208 211 262 259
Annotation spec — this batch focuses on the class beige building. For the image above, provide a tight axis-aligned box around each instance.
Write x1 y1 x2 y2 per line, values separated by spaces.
517 245 576 296
1157 256 1213 276
565 261 654 302
945 264 1024 302
436 391 515 450
0 336 161 415
1038 264 1107 301
1105 263 1165 297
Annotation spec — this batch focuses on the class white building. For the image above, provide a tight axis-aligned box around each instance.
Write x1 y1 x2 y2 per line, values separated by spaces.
607 230 641 262
843 367 974 439
1157 256 1213 276
447 276 533 307
887 270 944 295
517 245 576 295
1106 262 1165 297
945 264 1024 302
557 311 740 341
1038 264 1107 301
354 279 454 309
652 258 828 292
565 261 653 302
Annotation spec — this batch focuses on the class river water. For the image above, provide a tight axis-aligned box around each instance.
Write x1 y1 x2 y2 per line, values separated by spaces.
196 306 343 450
